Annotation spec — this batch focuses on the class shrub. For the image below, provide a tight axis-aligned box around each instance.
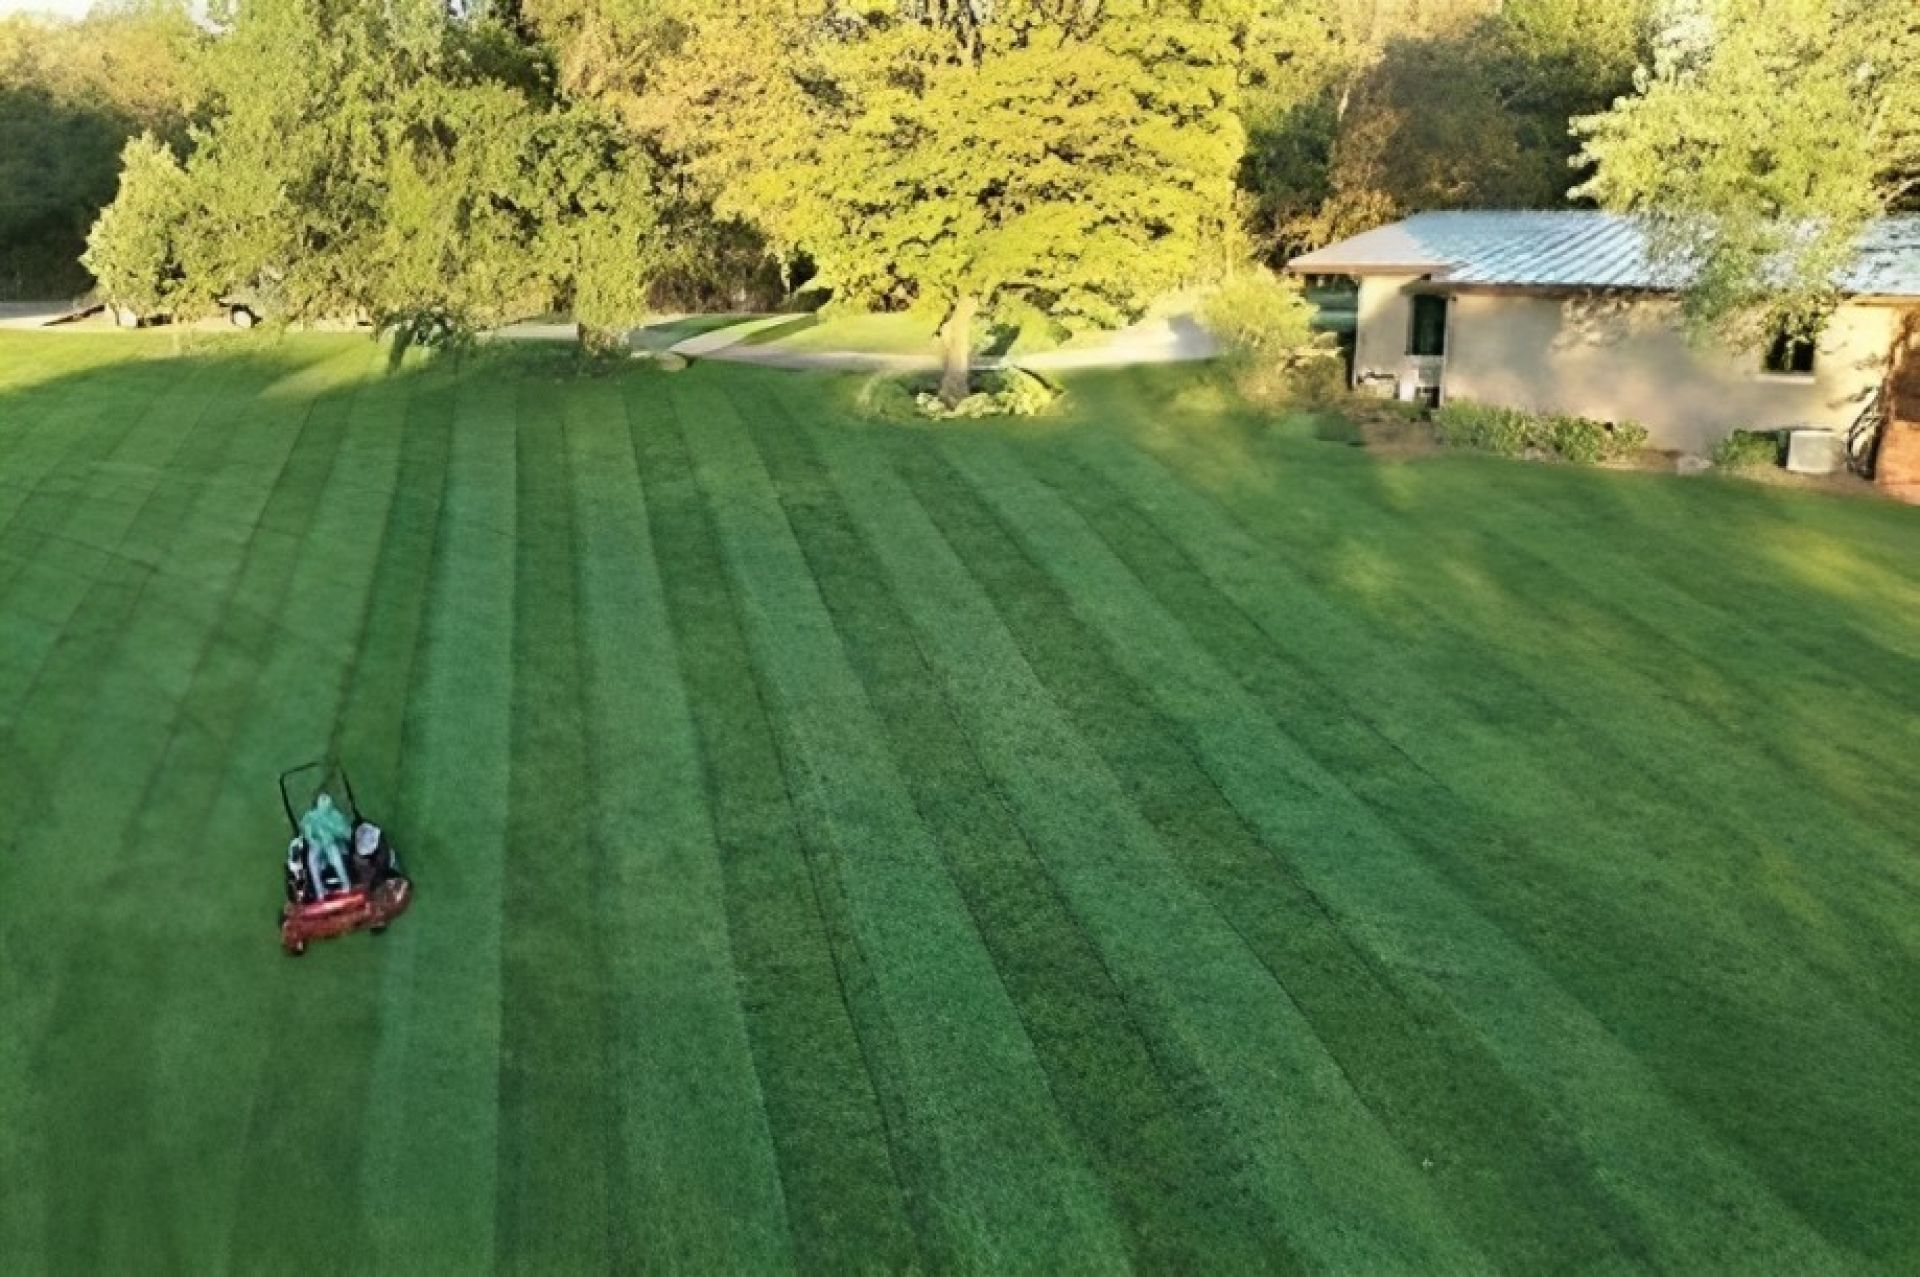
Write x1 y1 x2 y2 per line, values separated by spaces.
1202 271 1342 413
1611 420 1651 455
902 366 1059 420
1434 401 1530 456
1201 272 1326 359
82 134 192 319
1711 430 1783 470
1436 400 1648 463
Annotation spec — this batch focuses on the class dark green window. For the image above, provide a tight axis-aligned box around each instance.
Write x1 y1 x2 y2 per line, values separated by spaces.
1408 294 1448 357
1763 330 1817 375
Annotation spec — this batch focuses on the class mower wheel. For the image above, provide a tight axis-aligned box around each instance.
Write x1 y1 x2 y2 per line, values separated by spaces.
286 940 306 957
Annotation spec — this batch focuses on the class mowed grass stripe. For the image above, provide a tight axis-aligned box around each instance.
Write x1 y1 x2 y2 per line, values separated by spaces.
0 344 189 567
9 340 374 1271
0 340 334 913
1137 427 1920 1253
215 350 448 1274
0 336 166 483
1375 458 1920 953
1043 418 1849 1268
0 329 111 393
905 428 1651 1272
673 373 1129 1273
1200 405 1920 910
807 413 1478 1273
568 372 793 1272
1425 459 1920 842
494 366 621 1272
333 352 460 808
154 343 411 1268
1042 401 1920 1016
632 379 917 1276
357 353 519 1273
1460 456 1920 726
735 376 1285 1272
1090 379 1920 1180
1502 445 1920 670
0 343 296 726
0 342 294 1267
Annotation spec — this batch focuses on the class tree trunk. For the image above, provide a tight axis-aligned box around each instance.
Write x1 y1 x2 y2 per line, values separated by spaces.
939 295 977 408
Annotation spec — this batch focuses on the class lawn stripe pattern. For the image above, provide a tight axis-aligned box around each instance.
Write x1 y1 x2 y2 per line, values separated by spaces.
3 339 1917 1273
803 412 1486 1272
214 344 435 1273
572 373 793 1272
1041 402 1855 1266
1072 371 1915 1257
357 352 519 1273
0 340 340 1266
635 375 919 1274
495 360 621 1271
734 378 1288 1273
888 429 1648 1271
672 375 1130 1273
1 338 377 1270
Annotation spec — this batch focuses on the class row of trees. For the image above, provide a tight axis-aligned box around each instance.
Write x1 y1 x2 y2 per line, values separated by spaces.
39 0 1920 397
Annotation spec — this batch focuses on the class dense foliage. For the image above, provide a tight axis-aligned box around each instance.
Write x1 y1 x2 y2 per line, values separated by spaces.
16 0 1911 355
1574 0 1920 340
0 0 198 298
1436 399 1650 462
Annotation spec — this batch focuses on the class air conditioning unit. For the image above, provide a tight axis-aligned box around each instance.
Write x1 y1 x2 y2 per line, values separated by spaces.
1786 428 1845 476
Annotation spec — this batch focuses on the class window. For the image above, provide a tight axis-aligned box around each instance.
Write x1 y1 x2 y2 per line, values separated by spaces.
1408 294 1448 357
1763 329 1817 376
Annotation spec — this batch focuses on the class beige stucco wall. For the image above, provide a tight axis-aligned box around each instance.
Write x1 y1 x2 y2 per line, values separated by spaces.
1353 274 1427 379
1438 290 1898 454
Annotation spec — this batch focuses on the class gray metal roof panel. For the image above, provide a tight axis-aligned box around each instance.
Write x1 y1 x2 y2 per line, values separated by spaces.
1288 210 1920 297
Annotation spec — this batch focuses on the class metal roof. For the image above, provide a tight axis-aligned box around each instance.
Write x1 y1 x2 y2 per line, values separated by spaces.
1287 211 1920 298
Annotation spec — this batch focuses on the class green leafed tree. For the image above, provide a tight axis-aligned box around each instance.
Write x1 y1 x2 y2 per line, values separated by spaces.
0 1 199 297
1574 0 1920 340
106 0 665 350
612 1 1248 404
1246 0 1652 256
80 132 191 318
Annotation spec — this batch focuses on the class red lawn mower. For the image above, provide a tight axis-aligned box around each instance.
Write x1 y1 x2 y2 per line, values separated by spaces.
278 760 412 956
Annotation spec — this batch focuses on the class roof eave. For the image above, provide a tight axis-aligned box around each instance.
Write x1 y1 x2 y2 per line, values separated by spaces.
1284 261 1451 276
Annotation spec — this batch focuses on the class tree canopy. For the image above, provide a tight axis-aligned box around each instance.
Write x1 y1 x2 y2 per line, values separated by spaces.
14 0 1905 359
1574 0 1919 337
84 0 666 349
0 0 198 297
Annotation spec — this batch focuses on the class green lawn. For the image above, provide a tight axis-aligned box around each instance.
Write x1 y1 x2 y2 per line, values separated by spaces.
2 332 1917 1274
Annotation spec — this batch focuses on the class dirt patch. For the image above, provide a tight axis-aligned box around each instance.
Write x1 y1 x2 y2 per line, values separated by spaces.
1356 417 1444 458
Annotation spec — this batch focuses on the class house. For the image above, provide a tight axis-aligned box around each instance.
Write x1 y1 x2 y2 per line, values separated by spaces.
1288 211 1920 455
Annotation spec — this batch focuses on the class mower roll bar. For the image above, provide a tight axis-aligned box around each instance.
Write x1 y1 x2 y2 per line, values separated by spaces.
278 759 363 834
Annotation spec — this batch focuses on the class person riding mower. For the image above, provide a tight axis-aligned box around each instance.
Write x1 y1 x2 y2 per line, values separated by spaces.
278 760 411 956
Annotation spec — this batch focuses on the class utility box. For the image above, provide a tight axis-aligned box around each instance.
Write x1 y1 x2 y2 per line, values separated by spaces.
1786 428 1845 476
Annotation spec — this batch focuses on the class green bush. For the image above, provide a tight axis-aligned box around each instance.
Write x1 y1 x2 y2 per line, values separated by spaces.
1434 401 1530 456
1611 420 1651 455
81 133 192 318
1203 270 1342 413
1710 430 1782 470
1201 273 1325 358
1436 400 1648 463
874 367 1062 421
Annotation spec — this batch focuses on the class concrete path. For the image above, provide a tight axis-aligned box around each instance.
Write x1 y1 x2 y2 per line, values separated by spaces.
665 311 1219 372
0 302 97 331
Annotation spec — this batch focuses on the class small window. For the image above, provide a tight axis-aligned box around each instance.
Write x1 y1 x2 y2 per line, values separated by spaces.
1408 295 1448 357
1763 330 1817 376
